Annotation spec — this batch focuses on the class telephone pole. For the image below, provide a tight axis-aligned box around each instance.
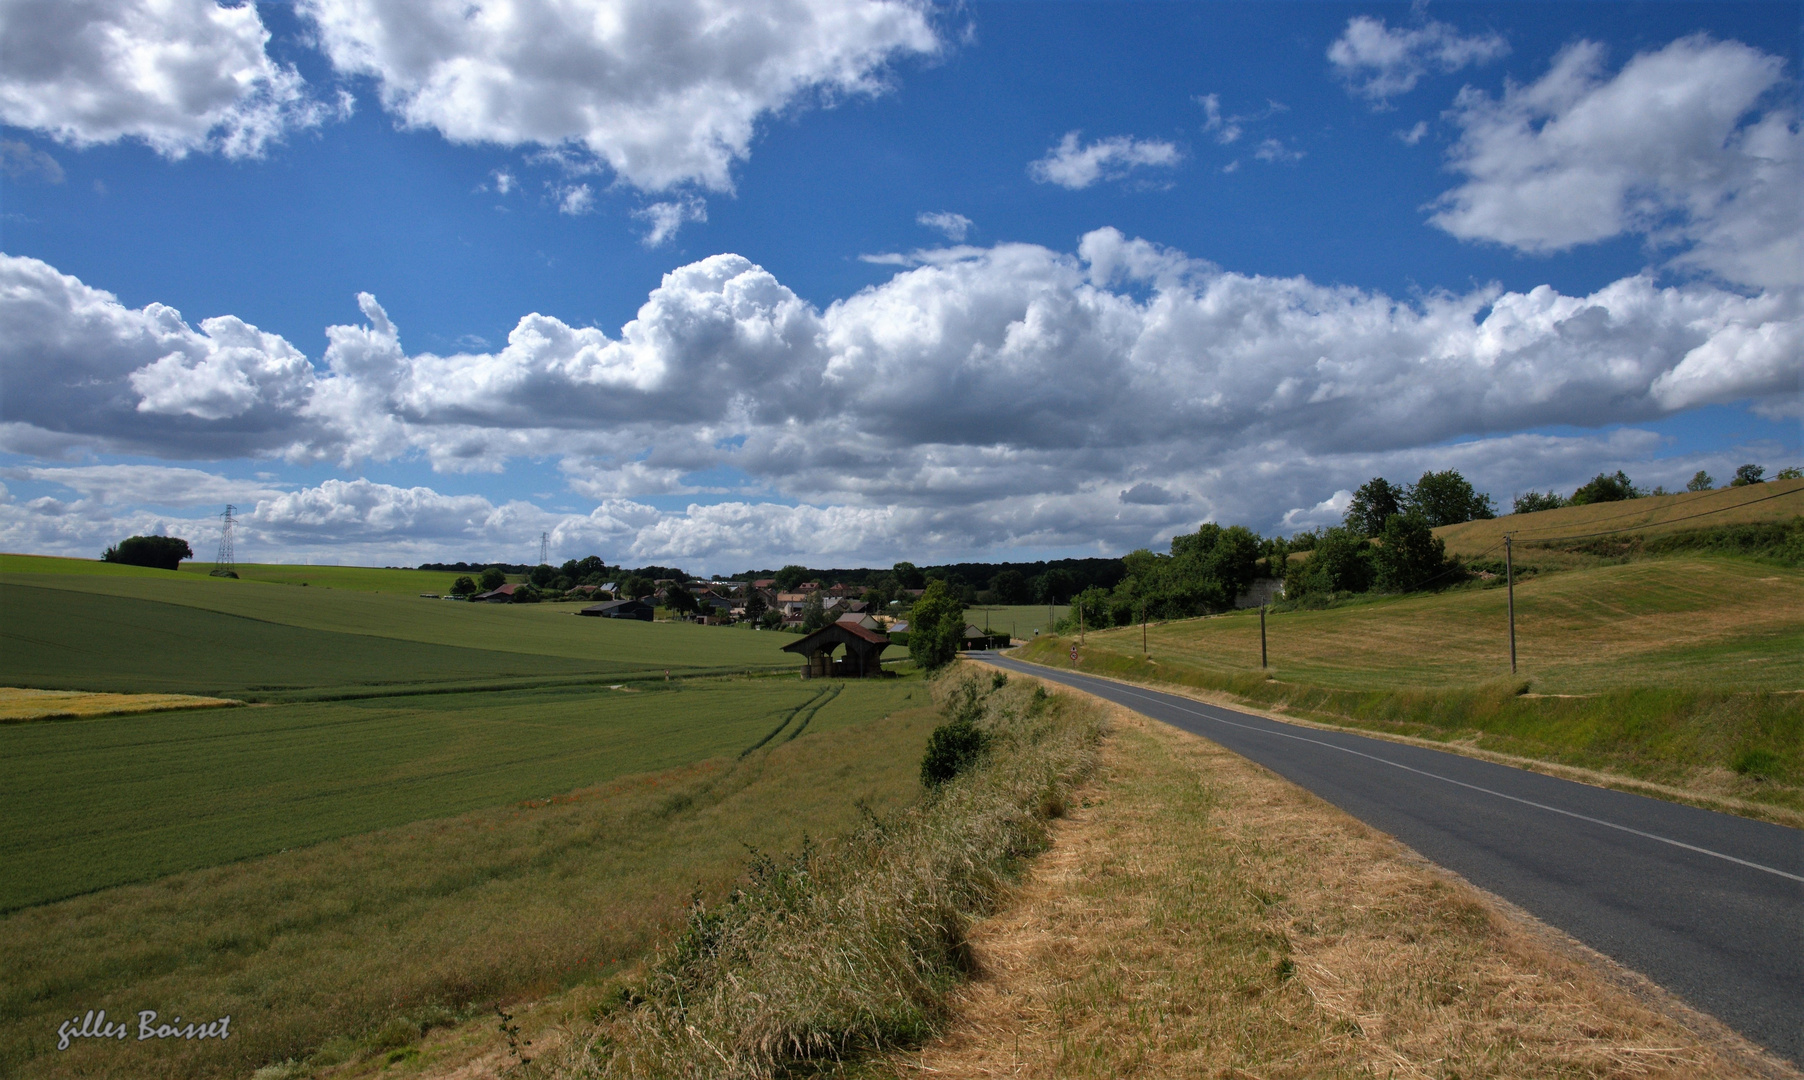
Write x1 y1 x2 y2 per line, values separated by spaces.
1505 532 1517 674
1260 605 1268 669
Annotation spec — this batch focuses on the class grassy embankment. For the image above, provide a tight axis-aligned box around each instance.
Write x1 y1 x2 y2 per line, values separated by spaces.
961 604 1068 641
0 555 931 1079
868 673 1791 1080
1018 485 1804 818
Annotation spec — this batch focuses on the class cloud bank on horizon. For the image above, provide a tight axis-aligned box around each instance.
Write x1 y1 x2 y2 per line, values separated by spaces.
0 1 1797 571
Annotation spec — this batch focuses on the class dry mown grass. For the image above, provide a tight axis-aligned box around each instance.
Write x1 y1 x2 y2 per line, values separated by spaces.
877 687 1798 1080
0 686 241 722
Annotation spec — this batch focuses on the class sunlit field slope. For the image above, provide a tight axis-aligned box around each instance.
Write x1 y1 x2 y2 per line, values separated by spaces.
180 560 474 595
1435 477 1804 558
1019 556 1803 814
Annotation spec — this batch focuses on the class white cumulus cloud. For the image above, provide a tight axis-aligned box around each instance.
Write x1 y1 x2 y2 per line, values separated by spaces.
1430 34 1802 291
298 0 939 194
0 0 327 158
1328 13 1508 105
1028 131 1182 189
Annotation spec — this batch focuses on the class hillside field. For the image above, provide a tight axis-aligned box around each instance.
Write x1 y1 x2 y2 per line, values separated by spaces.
1435 477 1804 558
0 552 941 1079
0 554 811 698
1018 554 1803 815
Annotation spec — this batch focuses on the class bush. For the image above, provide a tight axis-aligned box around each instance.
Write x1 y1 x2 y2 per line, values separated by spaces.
100 535 193 571
1569 471 1641 506
1512 491 1564 514
920 716 988 787
906 581 966 671
1285 527 1373 597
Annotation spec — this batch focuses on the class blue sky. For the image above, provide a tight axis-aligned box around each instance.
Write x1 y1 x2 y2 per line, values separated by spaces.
0 0 1797 571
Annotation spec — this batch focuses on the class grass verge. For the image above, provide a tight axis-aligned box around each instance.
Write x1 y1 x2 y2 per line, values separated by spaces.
543 667 1107 1079
1016 556 1804 818
875 679 1798 1079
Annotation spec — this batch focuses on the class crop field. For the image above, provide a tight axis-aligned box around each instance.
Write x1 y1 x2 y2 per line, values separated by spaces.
0 553 942 1078
0 555 805 697
1 674 938 1080
179 560 480 595
961 603 1067 639
1435 477 1804 558
1 675 914 912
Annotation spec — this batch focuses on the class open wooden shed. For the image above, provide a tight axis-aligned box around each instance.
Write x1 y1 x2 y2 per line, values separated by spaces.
781 621 892 679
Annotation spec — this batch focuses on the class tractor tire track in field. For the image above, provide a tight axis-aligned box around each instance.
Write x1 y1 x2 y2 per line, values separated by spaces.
740 685 838 758
784 684 842 744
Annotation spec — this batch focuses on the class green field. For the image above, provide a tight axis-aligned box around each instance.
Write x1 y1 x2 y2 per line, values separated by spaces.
1 676 938 1080
0 552 941 1079
1019 555 1804 814
1 676 913 912
1 555 809 698
961 603 1067 640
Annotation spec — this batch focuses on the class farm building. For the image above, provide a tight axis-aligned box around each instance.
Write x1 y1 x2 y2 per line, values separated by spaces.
474 583 521 602
579 598 654 621
781 621 892 679
963 624 1011 650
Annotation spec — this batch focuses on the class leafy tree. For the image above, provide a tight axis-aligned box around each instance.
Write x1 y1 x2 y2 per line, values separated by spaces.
799 592 828 632
1284 527 1373 597
1344 478 1405 537
663 583 700 615
620 574 656 599
1776 466 1802 481
449 575 478 596
774 564 812 590
510 583 541 604
1687 470 1716 492
1202 525 1262 603
1731 464 1766 487
891 561 926 590
1033 567 1076 604
1405 470 1496 527
1512 491 1564 514
988 568 1030 604
743 592 768 624
1371 513 1450 593
478 567 508 591
1568 471 1641 506
906 580 966 670
529 563 557 587
100 535 194 571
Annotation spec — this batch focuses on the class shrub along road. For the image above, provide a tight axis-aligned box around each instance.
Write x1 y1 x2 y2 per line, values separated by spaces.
976 652 1804 1067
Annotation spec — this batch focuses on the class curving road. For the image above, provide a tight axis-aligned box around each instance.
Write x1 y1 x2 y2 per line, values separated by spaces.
976 653 1804 1065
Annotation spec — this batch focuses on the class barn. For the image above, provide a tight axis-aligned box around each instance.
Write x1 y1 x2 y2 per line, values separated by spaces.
579 598 655 621
781 621 892 679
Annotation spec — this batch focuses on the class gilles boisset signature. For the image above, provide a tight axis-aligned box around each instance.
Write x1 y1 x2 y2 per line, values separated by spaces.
56 1010 231 1050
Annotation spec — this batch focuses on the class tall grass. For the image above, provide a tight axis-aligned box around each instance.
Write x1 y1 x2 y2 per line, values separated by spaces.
556 669 1107 1079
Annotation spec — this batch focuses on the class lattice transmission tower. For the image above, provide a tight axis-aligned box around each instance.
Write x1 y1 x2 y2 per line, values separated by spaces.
538 531 550 566
211 505 238 577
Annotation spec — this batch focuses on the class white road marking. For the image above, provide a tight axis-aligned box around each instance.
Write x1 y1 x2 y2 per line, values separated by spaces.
1000 658 1804 885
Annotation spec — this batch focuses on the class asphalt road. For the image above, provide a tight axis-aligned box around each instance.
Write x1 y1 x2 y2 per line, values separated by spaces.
975 653 1804 1065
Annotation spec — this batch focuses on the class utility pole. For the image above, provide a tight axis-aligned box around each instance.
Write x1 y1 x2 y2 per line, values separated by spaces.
212 505 236 577
1505 532 1517 674
1079 601 1085 645
1260 605 1268 669
1141 601 1147 655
